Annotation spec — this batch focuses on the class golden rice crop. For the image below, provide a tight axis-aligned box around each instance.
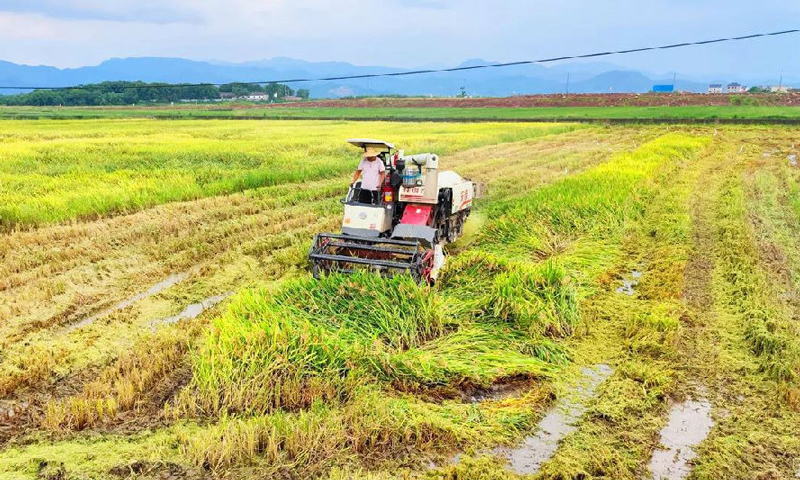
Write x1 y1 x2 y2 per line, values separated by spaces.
0 119 579 230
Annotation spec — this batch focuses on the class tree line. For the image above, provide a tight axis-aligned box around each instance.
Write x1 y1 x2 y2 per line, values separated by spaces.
0 81 310 106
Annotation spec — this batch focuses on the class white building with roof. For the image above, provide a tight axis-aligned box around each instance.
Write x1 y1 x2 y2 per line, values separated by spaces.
246 92 269 101
727 82 745 93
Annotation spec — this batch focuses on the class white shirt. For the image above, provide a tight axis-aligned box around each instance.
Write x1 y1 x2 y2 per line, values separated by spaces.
358 158 385 191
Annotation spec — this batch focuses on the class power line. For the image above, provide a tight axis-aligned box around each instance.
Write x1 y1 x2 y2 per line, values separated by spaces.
0 28 797 91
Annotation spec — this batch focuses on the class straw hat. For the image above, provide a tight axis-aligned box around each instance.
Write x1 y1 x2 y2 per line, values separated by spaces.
363 147 382 158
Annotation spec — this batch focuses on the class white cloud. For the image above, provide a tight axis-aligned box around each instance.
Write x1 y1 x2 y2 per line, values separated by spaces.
0 0 797 75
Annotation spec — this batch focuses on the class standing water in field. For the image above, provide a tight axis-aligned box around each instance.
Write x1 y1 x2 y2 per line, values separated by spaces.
148 292 233 331
616 270 642 295
494 363 614 475
67 273 188 332
648 398 714 480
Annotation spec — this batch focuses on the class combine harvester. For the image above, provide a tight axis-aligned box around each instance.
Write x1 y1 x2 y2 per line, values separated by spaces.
308 139 478 283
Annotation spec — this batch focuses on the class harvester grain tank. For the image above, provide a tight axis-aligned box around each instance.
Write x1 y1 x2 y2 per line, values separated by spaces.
308 139 476 283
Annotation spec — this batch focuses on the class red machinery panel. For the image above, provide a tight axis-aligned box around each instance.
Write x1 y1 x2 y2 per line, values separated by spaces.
400 204 433 226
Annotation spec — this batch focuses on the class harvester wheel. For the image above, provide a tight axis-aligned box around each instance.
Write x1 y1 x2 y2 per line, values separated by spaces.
446 217 458 243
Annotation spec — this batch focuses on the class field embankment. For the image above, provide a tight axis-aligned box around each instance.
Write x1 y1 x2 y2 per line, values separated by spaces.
2 99 800 123
259 93 800 109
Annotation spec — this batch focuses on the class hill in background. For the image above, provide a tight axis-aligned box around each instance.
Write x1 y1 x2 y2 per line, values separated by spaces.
0 56 789 98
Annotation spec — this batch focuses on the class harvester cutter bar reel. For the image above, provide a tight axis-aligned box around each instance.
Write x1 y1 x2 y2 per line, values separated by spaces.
309 233 434 283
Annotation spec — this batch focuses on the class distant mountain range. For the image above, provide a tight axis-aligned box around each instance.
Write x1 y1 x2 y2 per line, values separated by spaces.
0 57 792 98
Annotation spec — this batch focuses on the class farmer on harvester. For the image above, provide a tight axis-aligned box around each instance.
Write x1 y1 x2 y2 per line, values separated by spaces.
351 147 386 205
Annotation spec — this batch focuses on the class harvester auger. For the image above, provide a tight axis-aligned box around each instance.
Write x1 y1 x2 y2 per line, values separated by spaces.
308 139 477 283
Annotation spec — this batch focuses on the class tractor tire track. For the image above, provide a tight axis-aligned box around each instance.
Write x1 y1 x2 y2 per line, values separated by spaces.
637 136 734 480
495 364 614 475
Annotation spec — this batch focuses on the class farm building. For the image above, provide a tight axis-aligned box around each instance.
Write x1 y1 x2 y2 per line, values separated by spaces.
708 84 723 94
245 92 269 101
727 83 745 93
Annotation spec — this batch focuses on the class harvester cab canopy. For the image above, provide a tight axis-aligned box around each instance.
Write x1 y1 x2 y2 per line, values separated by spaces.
347 138 396 153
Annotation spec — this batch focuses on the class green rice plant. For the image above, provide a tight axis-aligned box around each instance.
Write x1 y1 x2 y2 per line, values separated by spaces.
179 383 552 474
439 251 579 338
384 326 563 390
181 268 570 417
620 301 682 359
182 273 447 415
269 273 448 350
478 134 707 256
485 260 577 337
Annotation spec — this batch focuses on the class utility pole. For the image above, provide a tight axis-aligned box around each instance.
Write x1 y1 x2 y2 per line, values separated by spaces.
672 72 677 91
566 72 570 95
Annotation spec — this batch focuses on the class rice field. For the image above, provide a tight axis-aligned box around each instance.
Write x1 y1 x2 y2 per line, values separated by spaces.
1 118 800 480
0 119 580 229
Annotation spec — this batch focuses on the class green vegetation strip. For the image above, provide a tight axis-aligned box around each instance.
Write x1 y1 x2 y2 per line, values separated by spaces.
2 106 800 122
714 170 800 383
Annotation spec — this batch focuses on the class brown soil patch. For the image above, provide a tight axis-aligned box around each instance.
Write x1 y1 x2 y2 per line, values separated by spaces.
253 93 800 109
62 93 800 113
109 460 208 480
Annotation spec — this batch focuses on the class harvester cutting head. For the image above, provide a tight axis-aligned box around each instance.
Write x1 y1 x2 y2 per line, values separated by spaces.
308 233 436 283
308 138 474 283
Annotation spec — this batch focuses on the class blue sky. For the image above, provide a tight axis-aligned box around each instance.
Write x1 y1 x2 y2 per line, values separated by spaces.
0 0 798 79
